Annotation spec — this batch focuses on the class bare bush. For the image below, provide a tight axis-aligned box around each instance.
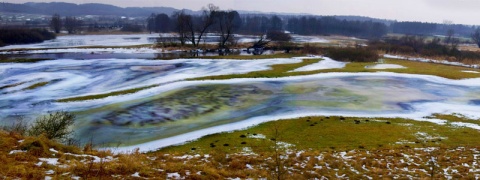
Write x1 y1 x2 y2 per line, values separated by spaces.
28 111 75 141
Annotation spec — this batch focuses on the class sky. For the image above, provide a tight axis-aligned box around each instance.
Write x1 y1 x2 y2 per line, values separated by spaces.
4 0 480 25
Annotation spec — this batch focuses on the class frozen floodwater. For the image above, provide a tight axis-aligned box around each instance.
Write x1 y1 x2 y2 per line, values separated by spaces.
0 34 162 50
0 33 331 51
2 57 480 151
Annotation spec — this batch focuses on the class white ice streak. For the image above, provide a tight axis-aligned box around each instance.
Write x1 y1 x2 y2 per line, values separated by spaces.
462 70 480 74
365 64 406 69
290 56 347 72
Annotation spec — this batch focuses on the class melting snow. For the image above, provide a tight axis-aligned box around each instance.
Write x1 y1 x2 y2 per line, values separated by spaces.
38 158 59 166
365 64 406 69
131 172 141 177
462 70 480 74
290 57 347 72
383 54 480 69
9 150 27 154
167 172 181 179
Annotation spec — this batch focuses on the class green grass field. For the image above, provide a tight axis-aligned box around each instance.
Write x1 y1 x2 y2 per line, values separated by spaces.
158 116 480 154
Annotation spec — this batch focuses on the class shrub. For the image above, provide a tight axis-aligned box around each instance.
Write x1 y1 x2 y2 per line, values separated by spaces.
28 111 75 141
326 47 379 62
300 44 322 54
2 116 28 135
0 28 56 45
267 31 292 42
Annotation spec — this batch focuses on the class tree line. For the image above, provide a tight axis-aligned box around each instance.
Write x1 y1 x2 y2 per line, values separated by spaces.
50 14 83 34
145 11 390 40
0 28 56 47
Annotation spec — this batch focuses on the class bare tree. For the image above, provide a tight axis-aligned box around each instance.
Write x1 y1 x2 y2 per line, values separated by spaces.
216 10 241 49
173 10 192 46
64 16 82 34
444 29 454 45
192 4 218 47
174 4 218 48
472 28 480 48
147 13 156 34
50 14 62 34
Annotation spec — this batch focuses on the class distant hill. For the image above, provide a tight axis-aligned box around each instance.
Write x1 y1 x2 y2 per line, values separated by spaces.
0 2 196 16
0 2 378 22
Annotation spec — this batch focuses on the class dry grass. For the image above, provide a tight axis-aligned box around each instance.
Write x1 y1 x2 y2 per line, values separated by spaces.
2 124 480 179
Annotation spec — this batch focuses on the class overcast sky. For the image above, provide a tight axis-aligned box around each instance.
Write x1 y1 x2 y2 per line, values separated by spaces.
5 0 480 25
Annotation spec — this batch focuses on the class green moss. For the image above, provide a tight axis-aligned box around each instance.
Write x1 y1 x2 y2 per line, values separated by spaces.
23 82 49 90
0 82 26 90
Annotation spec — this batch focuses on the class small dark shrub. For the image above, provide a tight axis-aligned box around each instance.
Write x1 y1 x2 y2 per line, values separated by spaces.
28 111 76 141
326 47 379 62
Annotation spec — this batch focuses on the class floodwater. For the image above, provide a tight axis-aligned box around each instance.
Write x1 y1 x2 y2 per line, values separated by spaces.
1 34 479 151
0 33 324 61
1 57 480 149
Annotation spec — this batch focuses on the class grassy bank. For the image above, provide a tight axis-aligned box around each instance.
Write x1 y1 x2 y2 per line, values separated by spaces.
2 115 480 179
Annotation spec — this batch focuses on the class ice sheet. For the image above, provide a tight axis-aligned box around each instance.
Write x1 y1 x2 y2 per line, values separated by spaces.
0 34 161 50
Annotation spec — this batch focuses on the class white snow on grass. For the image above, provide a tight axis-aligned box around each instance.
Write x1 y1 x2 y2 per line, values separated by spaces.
450 122 480 130
167 172 181 179
462 70 480 74
38 158 59 166
9 150 27 154
131 172 141 177
247 134 266 139
291 34 330 43
365 64 406 69
290 56 347 72
384 54 480 69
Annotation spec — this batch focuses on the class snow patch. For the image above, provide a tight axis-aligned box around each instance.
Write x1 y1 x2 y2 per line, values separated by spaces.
38 158 59 166
365 64 406 69
9 150 27 154
462 70 480 74
167 172 181 179
384 54 480 69
290 56 347 72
